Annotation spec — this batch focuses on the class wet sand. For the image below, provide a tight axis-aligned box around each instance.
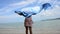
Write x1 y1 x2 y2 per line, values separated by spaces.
0 28 60 34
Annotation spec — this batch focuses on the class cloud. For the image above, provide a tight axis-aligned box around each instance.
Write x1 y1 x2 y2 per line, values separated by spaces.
0 0 36 15
0 13 25 23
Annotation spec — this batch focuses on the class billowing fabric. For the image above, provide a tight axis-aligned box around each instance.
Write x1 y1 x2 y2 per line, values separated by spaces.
15 6 40 18
42 3 51 10
15 3 51 18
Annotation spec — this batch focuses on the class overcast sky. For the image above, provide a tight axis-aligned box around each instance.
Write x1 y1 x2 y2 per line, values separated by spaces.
0 0 60 23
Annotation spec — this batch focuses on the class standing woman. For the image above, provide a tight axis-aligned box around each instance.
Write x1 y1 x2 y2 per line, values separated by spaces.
24 16 33 34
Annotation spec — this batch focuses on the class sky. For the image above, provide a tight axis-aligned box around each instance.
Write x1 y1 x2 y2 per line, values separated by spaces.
0 0 60 23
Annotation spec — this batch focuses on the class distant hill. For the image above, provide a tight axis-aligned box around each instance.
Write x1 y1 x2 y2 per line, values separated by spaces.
41 18 60 21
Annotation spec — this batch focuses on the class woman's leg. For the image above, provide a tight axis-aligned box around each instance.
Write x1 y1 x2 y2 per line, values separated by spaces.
29 27 32 34
25 26 28 34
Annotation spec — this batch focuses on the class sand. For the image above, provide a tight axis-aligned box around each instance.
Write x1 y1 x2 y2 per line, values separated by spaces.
0 28 60 34
0 27 60 34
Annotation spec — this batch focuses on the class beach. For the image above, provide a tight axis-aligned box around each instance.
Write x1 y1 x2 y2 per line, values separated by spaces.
0 19 60 34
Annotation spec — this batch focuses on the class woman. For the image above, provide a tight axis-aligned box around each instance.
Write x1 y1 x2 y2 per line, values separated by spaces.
24 16 33 34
